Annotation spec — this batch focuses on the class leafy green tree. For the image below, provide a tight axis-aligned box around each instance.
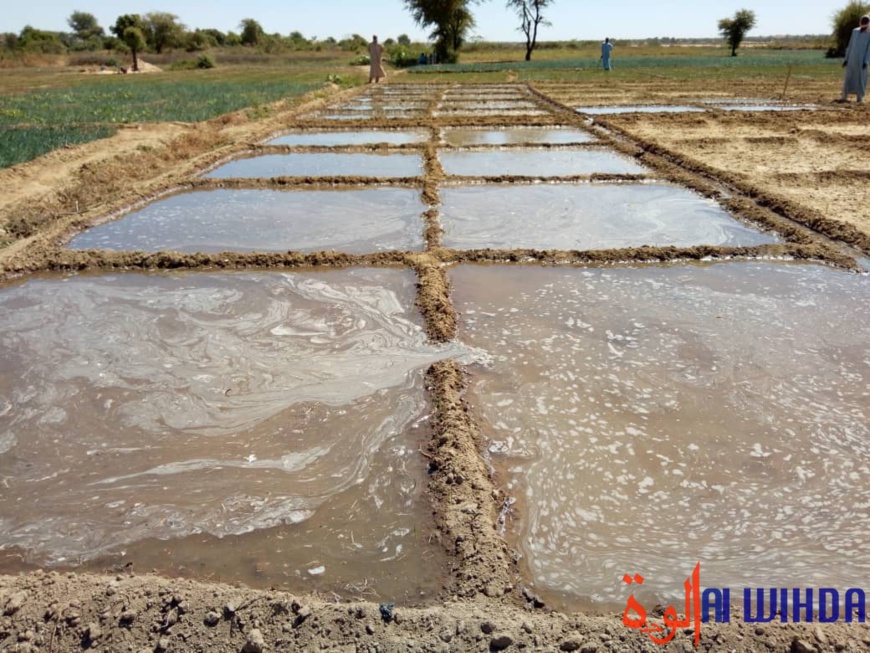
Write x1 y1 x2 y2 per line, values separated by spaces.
718 9 756 57
239 18 265 46
507 0 552 61
403 0 481 63
18 26 66 54
112 14 146 70
67 11 104 50
144 12 185 53
831 1 870 57
397 33 411 46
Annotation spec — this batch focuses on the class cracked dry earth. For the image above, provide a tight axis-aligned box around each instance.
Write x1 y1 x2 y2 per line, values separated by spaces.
1 82 869 652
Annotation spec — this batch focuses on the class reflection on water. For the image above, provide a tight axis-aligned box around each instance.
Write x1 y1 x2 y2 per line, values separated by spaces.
439 184 775 250
69 188 425 254
0 270 472 598
442 128 595 147
205 153 422 178
440 150 648 177
575 106 705 115
267 130 429 147
451 263 870 610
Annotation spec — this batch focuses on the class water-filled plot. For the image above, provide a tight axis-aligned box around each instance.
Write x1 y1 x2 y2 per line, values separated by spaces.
68 188 426 254
205 152 423 179
266 130 429 147
704 99 816 112
439 184 775 250
0 269 470 598
442 127 595 147
440 150 648 177
575 106 705 115
451 263 870 609
438 101 541 111
435 108 549 117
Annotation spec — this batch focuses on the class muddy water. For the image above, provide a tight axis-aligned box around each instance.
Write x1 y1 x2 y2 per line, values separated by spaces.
442 128 595 147
437 102 541 111
68 188 425 254
440 184 773 250
267 130 429 146
451 263 870 610
440 150 648 177
435 109 550 117
575 106 705 115
0 270 473 599
205 153 422 179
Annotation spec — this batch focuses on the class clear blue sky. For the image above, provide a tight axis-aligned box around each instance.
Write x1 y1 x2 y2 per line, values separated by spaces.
6 1 846 41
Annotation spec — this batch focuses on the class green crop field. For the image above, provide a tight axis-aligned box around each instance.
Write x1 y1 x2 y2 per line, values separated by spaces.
0 65 343 169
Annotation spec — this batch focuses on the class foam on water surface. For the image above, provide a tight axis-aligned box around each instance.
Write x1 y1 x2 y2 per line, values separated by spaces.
0 269 474 597
451 262 870 609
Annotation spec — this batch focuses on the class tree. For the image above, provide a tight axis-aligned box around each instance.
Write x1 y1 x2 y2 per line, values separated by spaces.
718 9 756 57
66 11 105 41
507 0 552 61
403 0 481 63
239 18 265 46
112 14 146 71
831 1 870 57
143 12 185 54
18 26 66 54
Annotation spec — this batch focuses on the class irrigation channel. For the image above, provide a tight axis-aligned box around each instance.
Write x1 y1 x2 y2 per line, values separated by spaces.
0 83 868 652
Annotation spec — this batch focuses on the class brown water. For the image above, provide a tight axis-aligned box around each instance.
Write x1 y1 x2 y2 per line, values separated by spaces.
0 269 474 600
68 188 425 254
451 263 870 610
440 150 648 177
442 128 595 147
205 153 422 179
438 184 777 250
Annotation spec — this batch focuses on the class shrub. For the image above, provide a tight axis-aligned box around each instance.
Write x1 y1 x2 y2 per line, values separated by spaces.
196 54 215 68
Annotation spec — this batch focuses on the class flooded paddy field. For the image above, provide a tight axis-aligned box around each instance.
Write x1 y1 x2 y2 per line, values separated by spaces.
439 149 648 177
439 184 778 250
267 130 429 146
204 152 423 179
1 79 868 652
441 127 595 146
451 262 870 610
0 268 468 599
68 188 426 254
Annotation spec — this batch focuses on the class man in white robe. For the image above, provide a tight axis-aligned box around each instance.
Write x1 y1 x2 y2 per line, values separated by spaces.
368 35 386 84
840 15 870 103
601 38 613 71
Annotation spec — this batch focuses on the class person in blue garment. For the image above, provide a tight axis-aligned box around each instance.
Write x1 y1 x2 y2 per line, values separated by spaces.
839 15 870 103
601 37 613 71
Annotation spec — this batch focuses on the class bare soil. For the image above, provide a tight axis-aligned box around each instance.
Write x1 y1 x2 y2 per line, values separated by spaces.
1 77 868 652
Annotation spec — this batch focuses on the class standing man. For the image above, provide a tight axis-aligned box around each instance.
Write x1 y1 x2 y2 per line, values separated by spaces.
839 15 870 103
368 35 386 84
601 37 613 71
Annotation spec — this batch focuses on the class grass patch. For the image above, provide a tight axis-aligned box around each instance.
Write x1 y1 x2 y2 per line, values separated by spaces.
0 125 116 168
